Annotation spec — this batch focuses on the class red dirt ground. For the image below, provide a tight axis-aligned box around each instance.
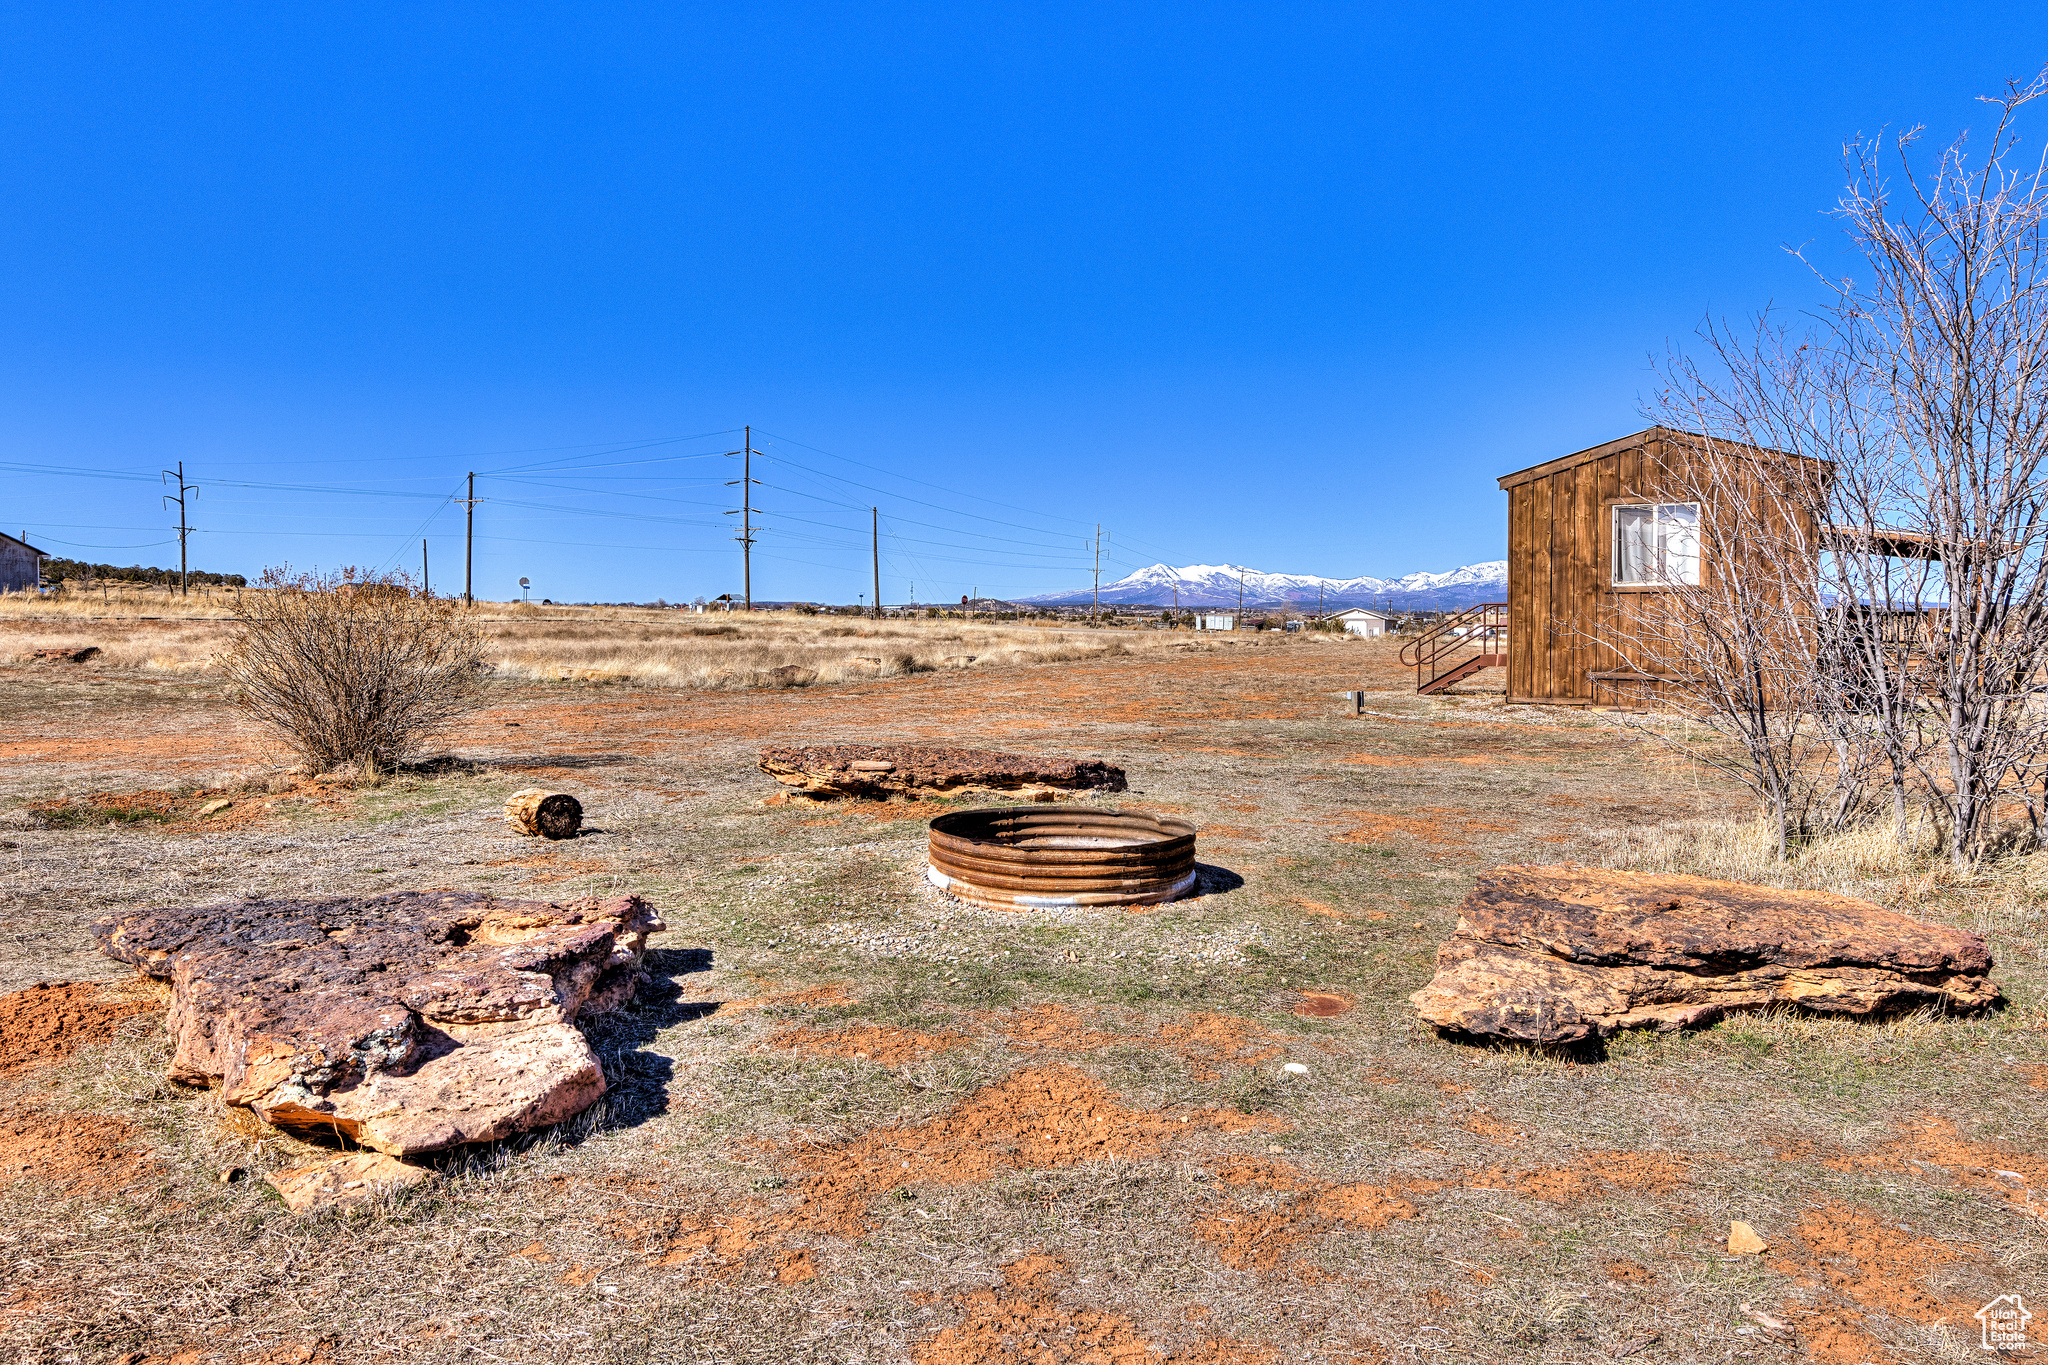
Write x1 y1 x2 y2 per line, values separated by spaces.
0 1105 159 1195
911 1255 1285 1365
782 1063 1277 1237
1771 1200 1982 1365
0 980 162 1077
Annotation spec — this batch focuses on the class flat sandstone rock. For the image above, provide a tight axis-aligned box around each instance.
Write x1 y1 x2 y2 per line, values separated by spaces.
266 1151 433 1213
94 891 664 1155
1409 864 1997 1046
758 743 1126 800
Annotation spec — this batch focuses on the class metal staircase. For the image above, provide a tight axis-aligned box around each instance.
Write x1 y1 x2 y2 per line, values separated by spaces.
1400 602 1508 694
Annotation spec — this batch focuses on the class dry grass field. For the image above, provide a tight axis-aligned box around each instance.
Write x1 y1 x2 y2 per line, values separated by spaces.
0 589 1197 689
0 611 2042 1365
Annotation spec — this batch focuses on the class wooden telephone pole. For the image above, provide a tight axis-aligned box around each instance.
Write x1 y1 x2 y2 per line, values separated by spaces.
871 507 881 619
460 472 479 605
161 462 195 596
725 426 760 611
1092 525 1102 614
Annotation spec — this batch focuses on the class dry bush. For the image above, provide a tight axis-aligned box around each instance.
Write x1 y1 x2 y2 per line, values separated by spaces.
220 567 486 771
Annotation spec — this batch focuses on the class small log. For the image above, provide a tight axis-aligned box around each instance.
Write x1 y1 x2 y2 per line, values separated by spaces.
505 788 583 839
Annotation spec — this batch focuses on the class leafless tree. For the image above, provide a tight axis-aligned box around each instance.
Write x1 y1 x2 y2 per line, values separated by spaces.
1649 70 2048 868
222 566 488 772
1589 429 1843 859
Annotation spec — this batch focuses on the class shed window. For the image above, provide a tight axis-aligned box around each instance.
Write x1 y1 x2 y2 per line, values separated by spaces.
1612 502 1700 586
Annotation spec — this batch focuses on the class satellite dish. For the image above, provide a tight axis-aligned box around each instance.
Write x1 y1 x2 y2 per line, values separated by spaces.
519 577 531 587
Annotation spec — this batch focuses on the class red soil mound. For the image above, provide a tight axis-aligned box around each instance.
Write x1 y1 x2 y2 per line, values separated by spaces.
1771 1201 1980 1365
0 980 161 1078
913 1255 1280 1365
990 1004 1291 1081
1195 1157 1420 1273
1464 1150 1687 1202
785 1063 1275 1236
0 1105 159 1195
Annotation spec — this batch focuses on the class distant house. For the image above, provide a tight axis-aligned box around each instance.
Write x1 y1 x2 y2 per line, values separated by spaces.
1325 607 1392 638
1195 614 1236 631
0 532 46 593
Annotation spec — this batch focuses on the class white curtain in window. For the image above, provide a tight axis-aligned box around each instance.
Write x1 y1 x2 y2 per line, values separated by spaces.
1657 502 1700 585
1614 505 1655 583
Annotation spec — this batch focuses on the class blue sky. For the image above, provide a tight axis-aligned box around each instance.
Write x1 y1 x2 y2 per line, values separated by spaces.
5 3 2047 603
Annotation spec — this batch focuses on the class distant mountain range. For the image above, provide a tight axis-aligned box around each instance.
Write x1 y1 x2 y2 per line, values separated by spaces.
1018 561 1508 611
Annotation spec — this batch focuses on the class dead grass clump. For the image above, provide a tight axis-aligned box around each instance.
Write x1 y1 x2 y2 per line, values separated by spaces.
221 568 486 771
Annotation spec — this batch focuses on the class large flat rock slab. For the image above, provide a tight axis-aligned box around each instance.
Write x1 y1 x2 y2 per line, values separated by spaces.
94 890 664 1155
759 743 1126 800
1410 864 1998 1046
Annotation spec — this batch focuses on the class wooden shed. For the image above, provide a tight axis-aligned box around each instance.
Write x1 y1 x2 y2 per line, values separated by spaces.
0 531 46 594
1494 427 1825 707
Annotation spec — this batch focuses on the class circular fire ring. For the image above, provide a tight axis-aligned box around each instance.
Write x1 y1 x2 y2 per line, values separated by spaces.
925 805 1199 910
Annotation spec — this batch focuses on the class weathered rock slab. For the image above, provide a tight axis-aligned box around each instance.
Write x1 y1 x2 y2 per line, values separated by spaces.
94 890 664 1155
759 743 1126 800
1409 864 1998 1046
266 1151 432 1213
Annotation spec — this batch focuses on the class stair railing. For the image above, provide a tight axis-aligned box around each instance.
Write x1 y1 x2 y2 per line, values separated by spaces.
1399 602 1508 692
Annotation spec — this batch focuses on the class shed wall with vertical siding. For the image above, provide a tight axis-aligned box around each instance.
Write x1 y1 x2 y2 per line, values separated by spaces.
1499 428 1822 706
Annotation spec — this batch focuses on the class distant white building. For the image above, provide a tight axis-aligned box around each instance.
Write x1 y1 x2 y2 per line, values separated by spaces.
1195 614 1236 631
1326 607 1393 638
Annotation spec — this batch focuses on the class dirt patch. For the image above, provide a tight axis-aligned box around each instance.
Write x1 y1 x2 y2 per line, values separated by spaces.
988 1005 1291 1081
990 1004 1129 1053
1464 1150 1687 1203
766 1023 966 1066
719 982 857 1013
0 1105 159 1195
783 1063 1276 1236
1334 807 1513 848
0 979 162 1077
1194 1156 1422 1272
1288 898 1342 919
606 1200 778 1279
1840 1115 2048 1221
1460 1110 1525 1145
1153 1013 1288 1081
1771 1201 1980 1365
912 1255 1280 1365
1293 991 1353 1018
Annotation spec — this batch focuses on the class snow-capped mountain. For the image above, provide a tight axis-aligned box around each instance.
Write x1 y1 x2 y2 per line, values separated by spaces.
1017 561 1508 611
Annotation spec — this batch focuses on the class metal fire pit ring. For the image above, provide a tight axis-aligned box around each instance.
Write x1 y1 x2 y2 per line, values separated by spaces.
925 805 1199 910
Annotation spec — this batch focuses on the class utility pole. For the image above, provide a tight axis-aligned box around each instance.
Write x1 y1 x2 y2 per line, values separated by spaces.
872 507 880 619
1238 569 1245 616
1092 524 1101 615
461 472 478 605
161 462 195 596
724 426 760 612
422 539 430 596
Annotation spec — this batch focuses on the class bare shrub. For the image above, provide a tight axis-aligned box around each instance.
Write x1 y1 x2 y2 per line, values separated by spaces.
221 567 487 771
